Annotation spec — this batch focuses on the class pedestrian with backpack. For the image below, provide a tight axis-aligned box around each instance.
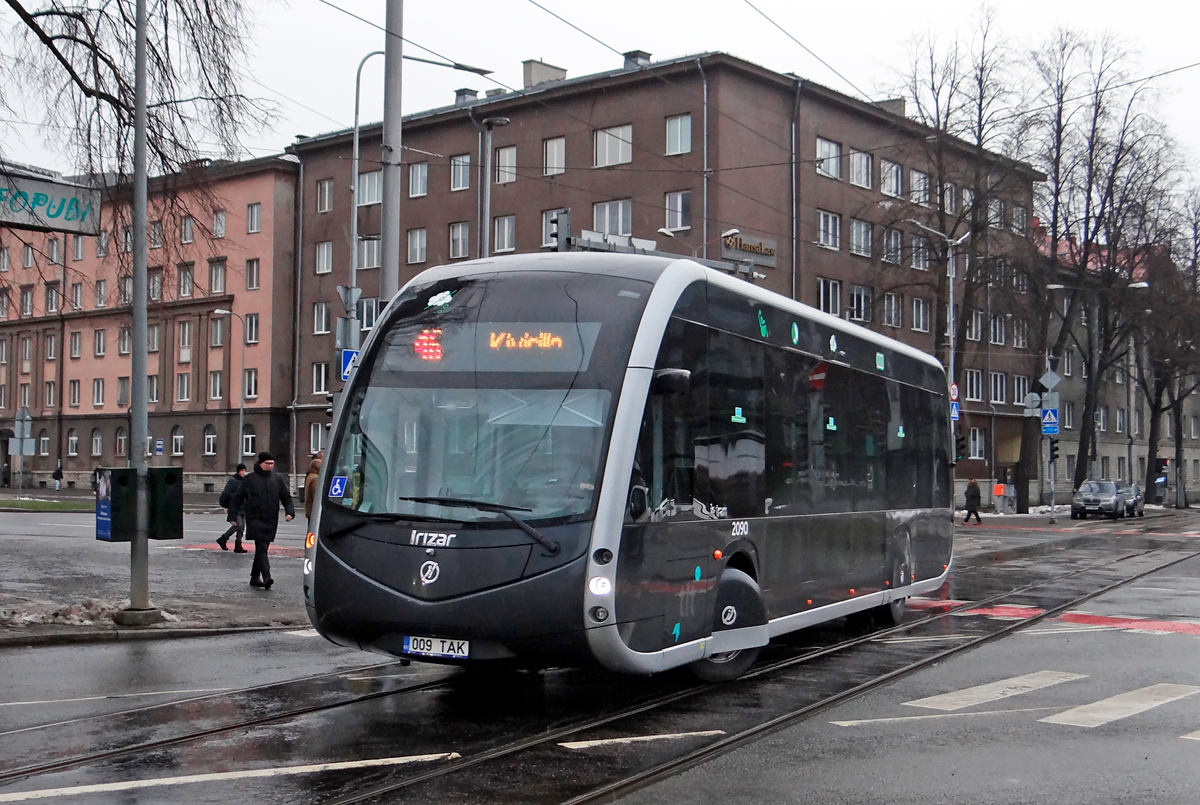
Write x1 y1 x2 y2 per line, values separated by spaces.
216 464 248 552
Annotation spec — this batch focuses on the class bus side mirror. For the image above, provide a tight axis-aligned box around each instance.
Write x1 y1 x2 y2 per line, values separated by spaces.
652 368 691 396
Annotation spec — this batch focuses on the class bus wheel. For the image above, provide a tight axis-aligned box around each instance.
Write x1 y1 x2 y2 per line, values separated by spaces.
689 567 767 683
874 537 912 626
690 647 761 683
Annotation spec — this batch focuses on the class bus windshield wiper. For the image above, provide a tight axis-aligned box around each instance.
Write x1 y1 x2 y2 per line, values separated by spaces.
396 496 561 555
323 509 457 541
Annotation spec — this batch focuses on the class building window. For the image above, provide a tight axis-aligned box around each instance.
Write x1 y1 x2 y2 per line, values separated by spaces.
70 282 82 309
119 275 132 305
244 313 259 344
966 309 983 342
43 381 56 408
149 221 163 250
1099 407 1108 432
912 298 930 332
315 241 333 274
358 170 382 204
0 290 7 319
313 302 330 335
1192 416 1199 439
91 428 103 456
816 138 841 179
69 331 81 359
989 197 1006 228
1063 349 1074 376
593 199 632 236
910 170 930 205
209 261 226 294
407 228 427 264
450 156 470 191
665 190 692 231
911 235 930 270
818 210 840 249
20 287 32 316
176 371 190 401
72 235 84 261
181 216 194 244
18 383 28 407
45 284 59 313
594 124 632 167
990 372 1006 403
118 326 131 355
494 215 516 253
68 379 79 407
178 265 193 297
148 374 159 403
408 163 427 198
213 211 226 239
665 113 691 155
849 219 872 257
317 178 333 212
942 183 957 213
989 314 1006 345
450 222 470 259
1014 318 1029 349
148 270 162 301
310 422 325 455
849 285 872 322
22 243 34 267
210 370 222 400
882 228 902 264
68 429 78 456
92 378 105 406
969 427 985 459
179 320 191 351
1117 408 1127 434
147 324 160 353
818 277 841 316
1013 269 1029 294
313 362 329 394
881 159 902 197
204 425 217 455
0 384 6 408
357 298 377 331
244 368 258 399
1014 375 1029 406
1012 205 1029 235
542 208 566 247
962 187 976 213
96 231 109 257
358 237 381 269
883 293 902 328
246 259 260 290
531 137 564 181
849 150 872 188
94 329 106 357
48 237 61 264
1064 401 1075 429
965 369 983 401
494 146 517 184
242 424 256 456
171 426 184 455
246 202 262 234
37 429 48 455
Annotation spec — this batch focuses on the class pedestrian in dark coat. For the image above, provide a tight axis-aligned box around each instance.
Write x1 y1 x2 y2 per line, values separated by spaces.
963 478 982 525
216 464 248 552
233 452 295 589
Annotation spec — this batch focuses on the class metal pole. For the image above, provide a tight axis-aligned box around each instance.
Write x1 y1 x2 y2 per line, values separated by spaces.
1050 454 1057 523
378 0 403 303
350 52 382 348
482 123 493 258
238 315 245 460
115 0 159 624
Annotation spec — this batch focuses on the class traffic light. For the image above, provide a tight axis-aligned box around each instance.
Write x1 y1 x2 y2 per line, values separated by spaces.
954 431 966 463
550 210 571 252
1048 437 1059 464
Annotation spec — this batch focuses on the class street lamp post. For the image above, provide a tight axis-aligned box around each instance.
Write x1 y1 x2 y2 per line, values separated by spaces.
348 51 384 352
480 117 510 258
657 227 740 258
213 309 245 463
906 219 971 389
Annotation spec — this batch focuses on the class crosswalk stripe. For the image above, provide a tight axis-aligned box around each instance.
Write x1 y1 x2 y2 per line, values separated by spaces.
903 671 1087 712
1040 683 1200 728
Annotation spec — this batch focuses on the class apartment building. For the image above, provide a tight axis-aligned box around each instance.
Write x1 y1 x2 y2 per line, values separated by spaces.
0 155 298 491
288 50 1041 490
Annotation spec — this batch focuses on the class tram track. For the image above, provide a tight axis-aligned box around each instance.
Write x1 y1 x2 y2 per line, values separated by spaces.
0 539 1190 800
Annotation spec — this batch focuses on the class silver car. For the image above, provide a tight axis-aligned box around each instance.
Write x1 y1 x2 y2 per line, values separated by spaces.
1071 480 1128 520
1118 483 1145 517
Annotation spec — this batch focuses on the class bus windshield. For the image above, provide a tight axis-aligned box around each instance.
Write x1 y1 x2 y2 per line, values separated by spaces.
326 270 652 524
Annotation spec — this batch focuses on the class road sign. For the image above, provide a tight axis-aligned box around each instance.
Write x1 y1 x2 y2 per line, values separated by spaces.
336 285 362 314
808 361 827 390
341 349 360 381
155 438 164 455
1043 391 1060 409
1041 407 1060 435
949 383 959 401
1039 370 1062 390
950 401 960 421
328 475 348 498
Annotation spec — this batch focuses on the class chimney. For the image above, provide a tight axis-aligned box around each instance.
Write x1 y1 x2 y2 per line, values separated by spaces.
623 50 651 70
522 59 567 89
454 88 478 106
875 98 906 117
485 88 506 98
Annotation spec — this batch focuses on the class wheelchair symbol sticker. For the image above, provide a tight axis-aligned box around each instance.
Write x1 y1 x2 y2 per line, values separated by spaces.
328 476 348 498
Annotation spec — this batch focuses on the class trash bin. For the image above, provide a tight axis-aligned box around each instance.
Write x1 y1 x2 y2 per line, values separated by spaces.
148 467 183 540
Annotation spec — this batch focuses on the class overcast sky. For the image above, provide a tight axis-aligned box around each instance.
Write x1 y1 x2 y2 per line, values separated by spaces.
4 0 1199 180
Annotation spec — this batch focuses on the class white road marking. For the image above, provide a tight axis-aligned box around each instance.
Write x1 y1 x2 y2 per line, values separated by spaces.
559 730 725 750
904 671 1088 711
832 707 1058 727
284 629 319 637
0 688 232 708
0 753 461 802
1040 683 1200 728
1180 729 1200 741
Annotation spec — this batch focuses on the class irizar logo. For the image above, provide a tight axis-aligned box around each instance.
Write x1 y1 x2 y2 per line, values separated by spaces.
411 529 457 547
721 605 738 626
419 561 440 585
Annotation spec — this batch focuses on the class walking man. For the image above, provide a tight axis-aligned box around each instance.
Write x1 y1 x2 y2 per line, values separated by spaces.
233 452 294 589
963 478 983 525
216 463 248 552
52 464 63 492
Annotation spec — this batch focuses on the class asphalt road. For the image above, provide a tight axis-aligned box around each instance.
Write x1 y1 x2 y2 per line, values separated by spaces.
3 514 1200 803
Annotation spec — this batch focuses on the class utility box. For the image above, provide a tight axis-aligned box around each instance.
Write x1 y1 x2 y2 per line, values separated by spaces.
148 467 183 540
96 467 136 542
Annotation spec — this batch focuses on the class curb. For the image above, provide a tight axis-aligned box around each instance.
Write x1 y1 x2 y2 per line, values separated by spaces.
0 506 93 513
0 623 305 649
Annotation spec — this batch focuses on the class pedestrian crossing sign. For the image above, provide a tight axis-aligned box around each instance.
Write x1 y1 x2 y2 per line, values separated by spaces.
950 401 960 421
1041 407 1059 435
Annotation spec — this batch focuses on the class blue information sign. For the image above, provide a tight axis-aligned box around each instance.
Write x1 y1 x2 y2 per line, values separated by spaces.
341 349 360 381
949 400 960 421
155 438 164 455
1041 408 1059 435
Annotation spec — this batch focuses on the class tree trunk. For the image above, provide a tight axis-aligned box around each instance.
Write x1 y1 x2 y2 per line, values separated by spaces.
1074 370 1100 490
1144 400 1162 501
1017 412 1039 512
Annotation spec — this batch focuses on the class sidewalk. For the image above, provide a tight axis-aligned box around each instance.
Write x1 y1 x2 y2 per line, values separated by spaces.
0 486 225 514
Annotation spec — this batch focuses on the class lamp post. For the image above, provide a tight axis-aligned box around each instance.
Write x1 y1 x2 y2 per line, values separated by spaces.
213 309 245 463
348 51 385 351
906 219 971 389
480 117 511 258
657 227 740 258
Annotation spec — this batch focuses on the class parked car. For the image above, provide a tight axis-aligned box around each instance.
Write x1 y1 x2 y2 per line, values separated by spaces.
1118 483 1145 517
1071 480 1128 519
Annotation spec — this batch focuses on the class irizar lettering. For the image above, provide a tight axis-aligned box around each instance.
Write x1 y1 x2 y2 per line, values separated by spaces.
410 530 457 547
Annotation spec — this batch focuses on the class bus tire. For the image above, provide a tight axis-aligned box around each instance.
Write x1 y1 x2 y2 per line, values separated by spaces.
690 646 762 683
875 535 912 626
689 567 767 683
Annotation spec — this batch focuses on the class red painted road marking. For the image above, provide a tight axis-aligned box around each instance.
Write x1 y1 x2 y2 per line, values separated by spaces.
180 544 304 558
908 597 1200 636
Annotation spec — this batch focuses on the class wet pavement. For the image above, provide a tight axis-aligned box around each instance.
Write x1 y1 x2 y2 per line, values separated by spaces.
3 510 1200 802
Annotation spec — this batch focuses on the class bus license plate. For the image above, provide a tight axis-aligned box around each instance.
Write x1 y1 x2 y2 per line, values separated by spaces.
403 636 469 659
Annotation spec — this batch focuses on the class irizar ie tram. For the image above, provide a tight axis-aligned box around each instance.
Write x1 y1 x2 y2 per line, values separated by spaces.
305 253 953 681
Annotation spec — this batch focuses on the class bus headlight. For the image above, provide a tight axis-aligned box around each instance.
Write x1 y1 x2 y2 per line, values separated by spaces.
588 576 612 596
304 559 314 575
